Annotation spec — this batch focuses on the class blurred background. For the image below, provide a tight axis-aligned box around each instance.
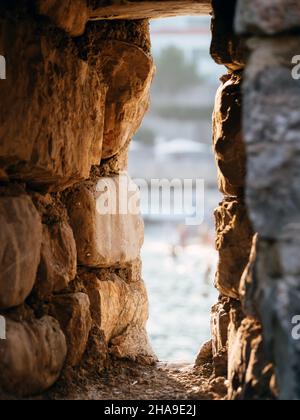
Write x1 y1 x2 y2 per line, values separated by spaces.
128 16 225 362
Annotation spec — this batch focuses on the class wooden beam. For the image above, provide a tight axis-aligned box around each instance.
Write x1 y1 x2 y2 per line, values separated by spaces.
38 0 212 36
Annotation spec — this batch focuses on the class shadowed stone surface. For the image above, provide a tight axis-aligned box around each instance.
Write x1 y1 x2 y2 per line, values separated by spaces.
213 72 246 196
35 222 77 299
0 316 67 396
0 194 42 310
38 0 212 36
211 0 247 70
0 14 106 191
236 0 300 35
241 34 300 400
50 293 92 367
243 38 300 240
215 198 253 299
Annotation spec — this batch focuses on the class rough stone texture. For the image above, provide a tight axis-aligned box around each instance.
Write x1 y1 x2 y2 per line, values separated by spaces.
0 12 106 191
215 198 254 299
210 0 278 400
79 22 154 159
211 298 231 376
0 194 42 309
38 0 90 36
0 316 67 396
228 313 275 400
50 293 92 367
96 140 130 176
243 37 300 240
211 296 240 377
240 33 300 399
38 0 212 36
236 0 300 35
66 174 144 268
100 41 154 159
35 222 77 299
211 0 247 70
79 19 152 56
239 234 258 316
195 340 213 366
82 272 157 364
213 72 246 196
240 235 300 400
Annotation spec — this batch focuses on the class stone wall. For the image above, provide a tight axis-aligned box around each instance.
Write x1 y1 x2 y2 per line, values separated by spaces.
235 0 300 401
37 0 212 36
209 0 277 400
0 2 156 397
208 0 300 400
1 0 299 400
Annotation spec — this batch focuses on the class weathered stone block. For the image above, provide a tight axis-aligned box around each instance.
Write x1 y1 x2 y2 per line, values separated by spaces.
35 222 77 299
211 297 233 376
38 0 212 36
98 41 154 159
0 316 67 396
236 0 300 35
211 299 230 358
228 314 275 400
195 340 213 366
0 194 42 309
215 198 253 299
213 72 246 196
66 174 144 268
243 38 300 239
0 15 105 191
38 0 89 36
242 37 300 399
82 273 156 363
243 235 300 400
50 293 92 367
211 0 246 70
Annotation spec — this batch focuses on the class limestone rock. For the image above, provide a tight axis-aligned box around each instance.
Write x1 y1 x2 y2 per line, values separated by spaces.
110 326 157 365
83 273 157 363
243 38 300 239
0 316 67 396
211 0 247 70
211 299 230 357
100 41 154 159
0 16 105 191
50 293 92 367
228 314 275 400
195 340 213 366
66 174 144 268
211 298 233 376
215 198 253 299
213 72 246 197
35 222 77 299
38 0 212 36
38 0 89 37
239 234 258 316
242 37 300 400
0 194 42 309
236 0 300 35
243 235 300 400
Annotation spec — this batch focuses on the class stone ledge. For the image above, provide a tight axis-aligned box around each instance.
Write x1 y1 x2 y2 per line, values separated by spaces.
38 0 212 36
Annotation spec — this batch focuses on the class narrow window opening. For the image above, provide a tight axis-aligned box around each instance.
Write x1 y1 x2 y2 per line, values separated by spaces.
129 16 224 363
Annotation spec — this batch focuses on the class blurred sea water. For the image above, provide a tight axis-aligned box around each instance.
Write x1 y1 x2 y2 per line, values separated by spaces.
130 16 222 363
143 223 218 363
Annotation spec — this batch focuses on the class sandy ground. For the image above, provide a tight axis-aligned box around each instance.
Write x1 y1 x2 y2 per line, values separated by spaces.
42 360 227 401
